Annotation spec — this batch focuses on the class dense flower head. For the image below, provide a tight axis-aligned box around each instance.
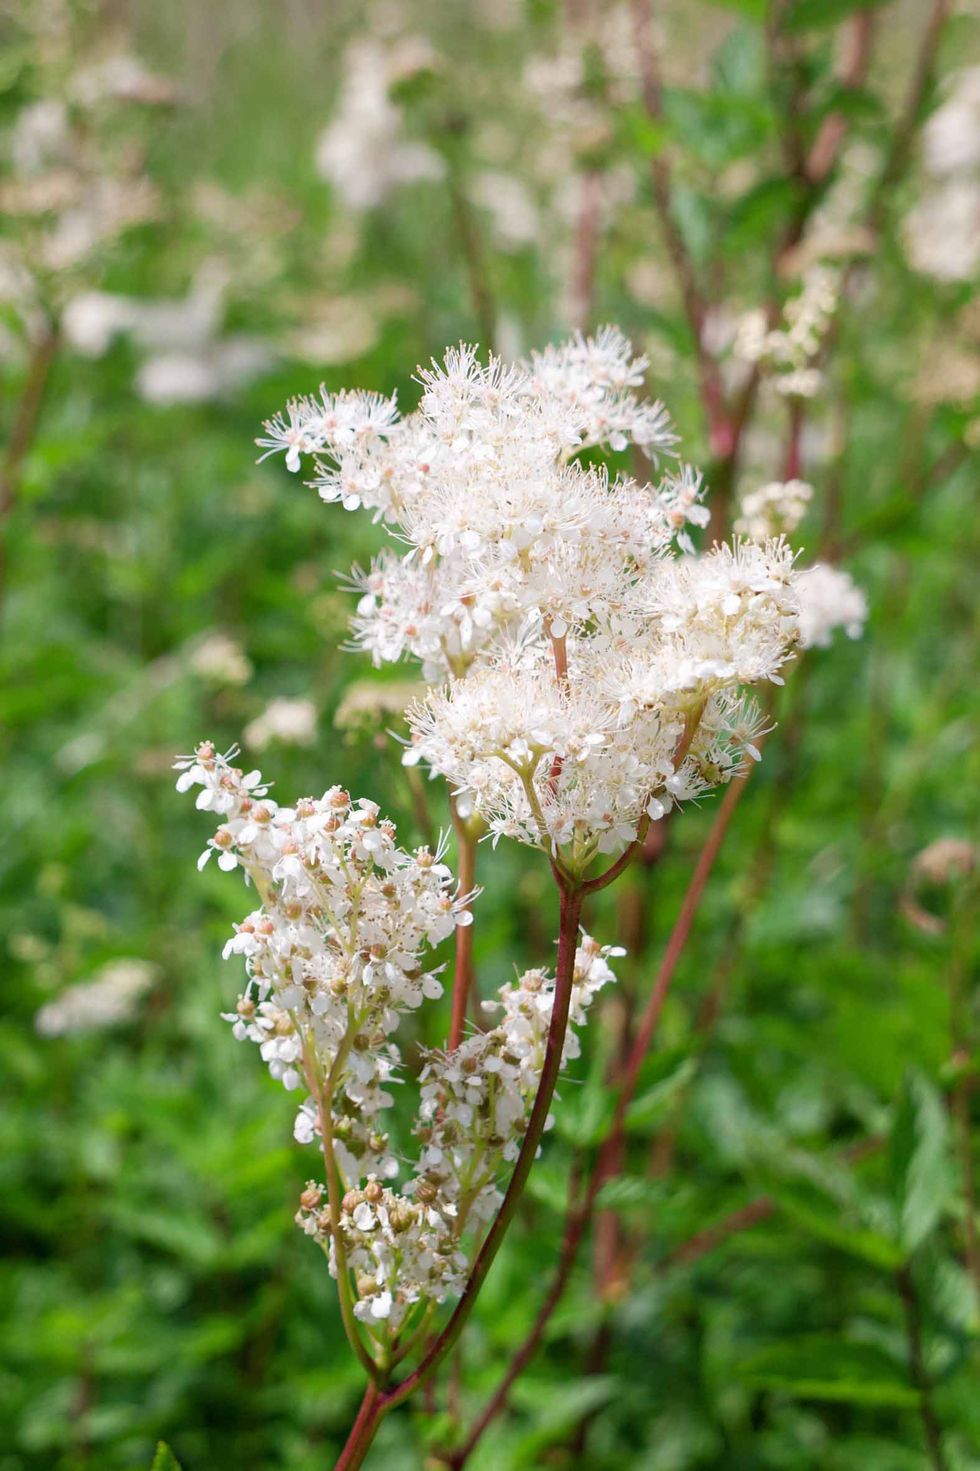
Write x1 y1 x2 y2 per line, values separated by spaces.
404 539 798 862
796 565 869 649
294 934 622 1326
258 330 696 683
734 269 838 398
735 479 813 542
175 741 473 1180
411 935 622 1227
297 1178 468 1330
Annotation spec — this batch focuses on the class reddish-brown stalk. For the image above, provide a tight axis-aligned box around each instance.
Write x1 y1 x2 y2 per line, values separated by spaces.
568 167 604 333
448 772 752 1466
896 1266 949 1471
783 398 804 481
331 882 585 1469
0 322 59 609
806 13 876 184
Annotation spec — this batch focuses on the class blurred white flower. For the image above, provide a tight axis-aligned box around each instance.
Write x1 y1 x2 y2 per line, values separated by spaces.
902 68 980 284
734 269 838 399
922 66 980 177
736 480 813 543
244 697 318 750
796 565 868 649
136 338 274 406
36 959 159 1037
189 633 253 686
903 178 980 283
315 38 443 211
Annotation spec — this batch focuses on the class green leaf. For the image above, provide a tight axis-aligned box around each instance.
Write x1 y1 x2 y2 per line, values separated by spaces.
703 0 766 17
510 1373 616 1435
739 1338 918 1408
888 1072 952 1255
555 1076 615 1147
524 1162 571 1214
595 1175 666 1211
784 0 891 33
151 1445 183 1471
625 1057 698 1133
769 1178 904 1269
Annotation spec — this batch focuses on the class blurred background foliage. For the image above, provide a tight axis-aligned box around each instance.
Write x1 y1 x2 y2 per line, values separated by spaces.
0 0 978 1468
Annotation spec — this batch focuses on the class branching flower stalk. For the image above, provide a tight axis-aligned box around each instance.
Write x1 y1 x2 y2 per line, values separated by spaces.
447 766 753 1467
179 330 812 1467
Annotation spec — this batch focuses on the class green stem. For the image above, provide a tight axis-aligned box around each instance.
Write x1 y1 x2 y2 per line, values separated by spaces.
448 800 478 1049
306 1029 381 1386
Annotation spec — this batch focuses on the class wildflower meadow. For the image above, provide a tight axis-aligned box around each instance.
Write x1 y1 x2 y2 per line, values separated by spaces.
1 2 977 1469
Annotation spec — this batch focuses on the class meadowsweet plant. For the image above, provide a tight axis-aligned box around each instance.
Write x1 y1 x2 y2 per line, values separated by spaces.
177 330 812 1467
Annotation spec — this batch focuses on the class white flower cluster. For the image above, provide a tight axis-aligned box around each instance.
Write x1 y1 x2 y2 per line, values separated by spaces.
412 935 621 1227
175 741 472 1182
297 1178 468 1330
903 67 980 284
259 332 802 865
735 480 813 543
294 934 621 1326
796 565 869 650
35 958 158 1037
734 269 838 398
259 331 688 684
314 37 443 212
404 538 795 859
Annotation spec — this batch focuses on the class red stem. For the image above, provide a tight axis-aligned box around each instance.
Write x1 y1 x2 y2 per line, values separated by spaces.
450 774 751 1464
784 398 804 481
0 322 59 609
333 1383 384 1471
806 13 876 184
568 168 603 333
330 885 586 1466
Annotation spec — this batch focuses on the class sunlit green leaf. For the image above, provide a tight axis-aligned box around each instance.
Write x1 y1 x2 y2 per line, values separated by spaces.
889 1072 953 1255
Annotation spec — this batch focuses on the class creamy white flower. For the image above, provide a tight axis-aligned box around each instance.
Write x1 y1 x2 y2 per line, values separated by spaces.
903 178 980 283
922 67 980 178
735 480 813 543
244 697 318 750
189 632 253 686
177 742 473 1183
297 1180 468 1331
405 541 798 863
796 564 868 649
259 341 801 860
293 933 622 1325
410 934 622 1227
35 959 158 1037
734 269 838 398
314 38 444 212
